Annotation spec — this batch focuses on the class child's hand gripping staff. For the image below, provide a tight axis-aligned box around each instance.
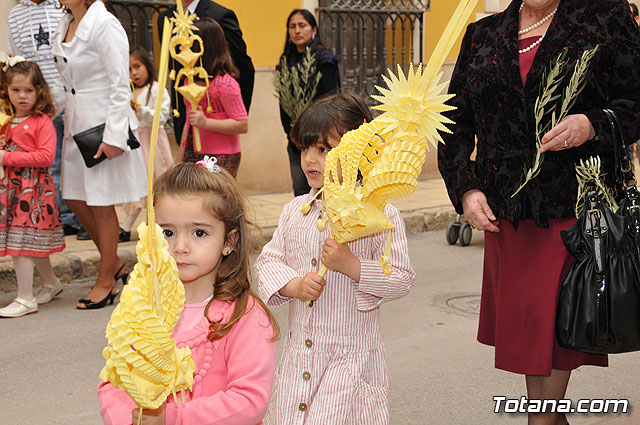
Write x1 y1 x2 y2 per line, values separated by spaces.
300 0 480 307
99 13 195 425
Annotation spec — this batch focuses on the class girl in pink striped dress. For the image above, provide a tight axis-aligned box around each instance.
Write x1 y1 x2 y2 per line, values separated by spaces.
255 93 415 424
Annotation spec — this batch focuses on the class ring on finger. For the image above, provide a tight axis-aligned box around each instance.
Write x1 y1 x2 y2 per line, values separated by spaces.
563 140 569 149
469 223 476 229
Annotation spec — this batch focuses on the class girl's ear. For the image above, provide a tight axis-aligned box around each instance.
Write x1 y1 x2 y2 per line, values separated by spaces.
225 228 239 253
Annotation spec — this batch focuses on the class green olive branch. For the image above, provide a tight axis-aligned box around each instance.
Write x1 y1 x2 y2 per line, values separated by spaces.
512 46 598 198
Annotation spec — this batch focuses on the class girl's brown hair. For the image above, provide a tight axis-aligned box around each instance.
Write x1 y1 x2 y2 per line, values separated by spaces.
194 18 239 79
154 163 279 342
0 61 56 118
130 47 157 105
290 92 372 150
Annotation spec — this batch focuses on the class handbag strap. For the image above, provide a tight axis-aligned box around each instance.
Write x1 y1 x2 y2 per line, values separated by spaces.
603 108 635 187
584 190 609 346
603 109 640 261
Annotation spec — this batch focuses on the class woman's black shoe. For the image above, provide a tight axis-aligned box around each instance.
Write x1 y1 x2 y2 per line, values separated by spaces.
63 224 80 236
119 227 131 242
77 284 118 310
114 263 130 287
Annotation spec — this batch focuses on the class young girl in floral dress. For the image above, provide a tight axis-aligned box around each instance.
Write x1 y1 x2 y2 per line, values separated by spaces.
0 60 64 318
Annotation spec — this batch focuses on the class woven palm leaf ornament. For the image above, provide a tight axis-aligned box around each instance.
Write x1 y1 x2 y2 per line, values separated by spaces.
301 0 479 289
168 0 212 152
100 4 196 423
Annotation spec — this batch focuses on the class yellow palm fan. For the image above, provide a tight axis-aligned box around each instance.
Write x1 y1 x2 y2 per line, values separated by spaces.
305 0 479 291
99 12 195 420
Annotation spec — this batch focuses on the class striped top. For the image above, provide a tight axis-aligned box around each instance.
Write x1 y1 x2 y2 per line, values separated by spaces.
7 0 65 107
255 191 415 423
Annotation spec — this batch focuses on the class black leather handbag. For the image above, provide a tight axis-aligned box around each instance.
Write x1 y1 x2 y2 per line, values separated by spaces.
73 123 140 168
556 109 640 354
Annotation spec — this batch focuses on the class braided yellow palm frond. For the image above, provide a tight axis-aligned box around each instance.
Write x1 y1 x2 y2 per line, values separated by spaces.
100 11 195 412
320 0 478 267
323 121 393 243
99 223 195 409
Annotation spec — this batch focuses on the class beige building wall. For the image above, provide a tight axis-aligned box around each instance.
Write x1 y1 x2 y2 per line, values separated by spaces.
1 1 18 51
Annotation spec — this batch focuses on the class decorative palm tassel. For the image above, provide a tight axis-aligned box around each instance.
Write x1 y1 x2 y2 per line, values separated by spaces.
300 187 324 214
378 230 393 275
201 57 213 113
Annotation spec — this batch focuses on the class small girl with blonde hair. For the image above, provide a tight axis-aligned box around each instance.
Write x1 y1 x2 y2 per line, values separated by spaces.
0 60 65 317
99 160 278 425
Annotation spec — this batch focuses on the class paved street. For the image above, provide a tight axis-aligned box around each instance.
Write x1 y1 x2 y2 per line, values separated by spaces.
1 231 638 424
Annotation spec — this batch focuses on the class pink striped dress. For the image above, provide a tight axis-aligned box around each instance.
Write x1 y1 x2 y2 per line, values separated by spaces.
255 191 415 424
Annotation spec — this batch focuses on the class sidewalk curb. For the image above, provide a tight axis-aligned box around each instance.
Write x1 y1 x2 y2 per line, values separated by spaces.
0 207 457 293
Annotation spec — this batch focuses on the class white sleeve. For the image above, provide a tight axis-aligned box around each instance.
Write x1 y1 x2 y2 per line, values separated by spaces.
136 82 172 126
95 16 131 150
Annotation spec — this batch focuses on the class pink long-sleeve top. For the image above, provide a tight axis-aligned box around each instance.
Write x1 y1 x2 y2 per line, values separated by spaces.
2 114 56 167
98 297 277 425
184 73 247 155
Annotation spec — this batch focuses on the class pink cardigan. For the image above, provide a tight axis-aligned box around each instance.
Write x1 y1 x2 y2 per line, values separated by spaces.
2 114 56 168
98 298 276 425
184 73 247 155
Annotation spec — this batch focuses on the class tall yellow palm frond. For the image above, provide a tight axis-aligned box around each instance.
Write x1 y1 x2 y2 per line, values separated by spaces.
310 0 479 278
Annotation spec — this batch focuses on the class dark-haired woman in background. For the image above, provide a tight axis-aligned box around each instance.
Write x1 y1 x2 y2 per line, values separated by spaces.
279 9 340 196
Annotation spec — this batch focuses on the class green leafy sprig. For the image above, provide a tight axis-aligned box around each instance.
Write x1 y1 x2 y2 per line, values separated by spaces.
574 156 618 217
512 46 599 197
273 47 322 125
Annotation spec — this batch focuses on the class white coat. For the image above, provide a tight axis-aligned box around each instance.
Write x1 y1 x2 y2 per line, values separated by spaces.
52 0 147 206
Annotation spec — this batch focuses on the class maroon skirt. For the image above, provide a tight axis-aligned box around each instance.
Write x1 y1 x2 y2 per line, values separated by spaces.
478 218 608 375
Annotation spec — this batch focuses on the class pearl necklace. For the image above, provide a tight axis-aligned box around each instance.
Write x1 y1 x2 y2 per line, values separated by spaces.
518 3 557 54
519 33 546 54
518 3 558 35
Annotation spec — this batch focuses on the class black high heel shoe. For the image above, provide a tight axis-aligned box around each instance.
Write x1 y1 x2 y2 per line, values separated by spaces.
77 284 119 310
114 263 130 287
119 227 131 242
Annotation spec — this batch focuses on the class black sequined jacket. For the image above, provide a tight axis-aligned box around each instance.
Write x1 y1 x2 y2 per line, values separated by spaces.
437 0 640 228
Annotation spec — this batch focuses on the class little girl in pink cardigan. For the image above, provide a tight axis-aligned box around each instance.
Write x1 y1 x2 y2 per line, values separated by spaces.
98 161 279 425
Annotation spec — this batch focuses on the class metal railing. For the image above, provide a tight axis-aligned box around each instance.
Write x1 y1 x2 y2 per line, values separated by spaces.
106 0 428 106
106 0 173 56
317 0 428 104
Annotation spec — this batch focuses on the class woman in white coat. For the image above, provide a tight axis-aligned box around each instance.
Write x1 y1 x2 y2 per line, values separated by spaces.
53 0 147 309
